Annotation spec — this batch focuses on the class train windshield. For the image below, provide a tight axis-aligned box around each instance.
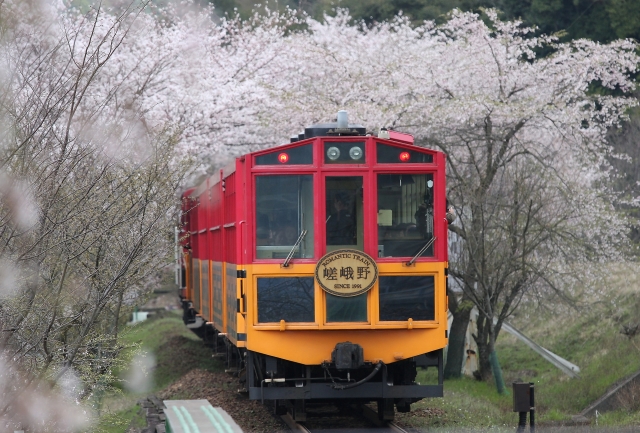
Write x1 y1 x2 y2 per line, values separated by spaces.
255 175 314 259
377 173 435 258
325 176 364 253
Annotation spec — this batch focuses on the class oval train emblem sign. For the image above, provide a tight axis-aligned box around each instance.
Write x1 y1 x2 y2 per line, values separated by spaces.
315 249 378 297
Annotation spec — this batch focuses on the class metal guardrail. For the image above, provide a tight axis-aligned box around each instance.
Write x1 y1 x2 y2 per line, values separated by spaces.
500 320 580 378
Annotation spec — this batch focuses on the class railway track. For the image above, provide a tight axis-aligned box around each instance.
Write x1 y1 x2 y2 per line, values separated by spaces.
280 406 410 433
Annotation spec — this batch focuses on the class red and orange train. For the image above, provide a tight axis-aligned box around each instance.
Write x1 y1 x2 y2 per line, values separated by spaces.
177 112 449 420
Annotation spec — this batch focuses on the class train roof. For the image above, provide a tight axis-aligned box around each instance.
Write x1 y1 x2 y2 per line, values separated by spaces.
183 111 441 197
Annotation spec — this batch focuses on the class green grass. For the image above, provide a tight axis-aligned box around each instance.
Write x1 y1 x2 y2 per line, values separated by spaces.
116 310 222 390
496 273 640 417
398 375 514 430
399 262 640 429
597 409 640 426
96 404 146 433
94 310 223 432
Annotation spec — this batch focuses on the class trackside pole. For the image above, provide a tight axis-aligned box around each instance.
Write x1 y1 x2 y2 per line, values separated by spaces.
513 382 535 433
530 383 535 432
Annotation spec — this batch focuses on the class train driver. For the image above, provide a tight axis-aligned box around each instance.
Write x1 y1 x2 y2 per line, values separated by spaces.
326 192 355 245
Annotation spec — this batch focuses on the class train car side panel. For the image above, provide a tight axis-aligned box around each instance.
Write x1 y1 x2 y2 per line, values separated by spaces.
213 261 224 331
225 264 237 343
201 260 210 321
192 258 201 312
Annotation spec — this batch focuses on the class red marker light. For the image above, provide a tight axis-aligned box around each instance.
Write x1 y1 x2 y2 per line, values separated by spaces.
399 151 411 162
278 153 289 163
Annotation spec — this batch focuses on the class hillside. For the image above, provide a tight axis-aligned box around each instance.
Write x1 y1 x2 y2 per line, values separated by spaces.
496 263 640 419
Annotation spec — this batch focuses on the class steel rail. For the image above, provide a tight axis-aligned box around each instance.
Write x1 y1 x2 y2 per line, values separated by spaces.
280 414 312 433
387 421 410 433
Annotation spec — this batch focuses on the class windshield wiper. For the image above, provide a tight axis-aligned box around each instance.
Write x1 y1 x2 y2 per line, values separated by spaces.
406 236 436 266
282 230 307 268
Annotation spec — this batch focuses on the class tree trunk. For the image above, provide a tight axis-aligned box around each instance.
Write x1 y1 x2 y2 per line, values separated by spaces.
475 314 505 393
112 288 125 341
489 350 506 394
444 293 473 379
475 315 492 381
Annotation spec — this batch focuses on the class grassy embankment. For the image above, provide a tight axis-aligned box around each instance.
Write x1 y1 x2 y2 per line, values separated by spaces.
95 302 224 432
402 263 640 430
98 264 640 431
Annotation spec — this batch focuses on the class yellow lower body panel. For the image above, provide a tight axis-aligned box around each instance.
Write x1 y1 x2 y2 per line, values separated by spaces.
243 261 448 365
248 328 446 365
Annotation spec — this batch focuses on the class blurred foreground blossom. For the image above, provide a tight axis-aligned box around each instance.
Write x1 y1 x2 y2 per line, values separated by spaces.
0 259 18 298
0 0 189 424
0 351 91 432
122 350 156 393
0 175 39 231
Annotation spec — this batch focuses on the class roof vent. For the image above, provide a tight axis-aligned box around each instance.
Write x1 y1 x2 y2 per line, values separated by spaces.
303 110 366 139
337 110 348 128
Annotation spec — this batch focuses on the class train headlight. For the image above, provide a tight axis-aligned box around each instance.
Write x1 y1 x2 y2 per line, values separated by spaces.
349 146 363 160
327 146 340 160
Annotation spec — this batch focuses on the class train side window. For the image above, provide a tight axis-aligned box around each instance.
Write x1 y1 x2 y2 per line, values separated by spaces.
379 276 434 321
255 175 314 259
377 173 434 258
325 176 364 253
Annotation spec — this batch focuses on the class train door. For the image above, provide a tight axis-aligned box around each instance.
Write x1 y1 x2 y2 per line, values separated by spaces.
323 176 368 323
325 176 364 252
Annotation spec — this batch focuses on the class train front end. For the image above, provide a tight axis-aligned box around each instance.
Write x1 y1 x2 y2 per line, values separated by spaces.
180 113 449 420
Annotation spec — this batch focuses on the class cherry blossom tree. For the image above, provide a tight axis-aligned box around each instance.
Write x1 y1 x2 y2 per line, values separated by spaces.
403 12 637 384
73 3 640 387
252 9 638 384
1 2 637 423
0 1 189 429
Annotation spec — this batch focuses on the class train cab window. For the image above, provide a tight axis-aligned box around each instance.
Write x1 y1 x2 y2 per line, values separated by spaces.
255 175 314 259
326 292 367 323
324 176 367 323
255 144 313 165
325 176 364 253
376 143 433 164
377 173 434 258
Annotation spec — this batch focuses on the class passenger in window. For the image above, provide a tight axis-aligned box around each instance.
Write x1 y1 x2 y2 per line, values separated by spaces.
275 221 298 245
326 192 355 245
404 223 419 238
257 213 272 245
